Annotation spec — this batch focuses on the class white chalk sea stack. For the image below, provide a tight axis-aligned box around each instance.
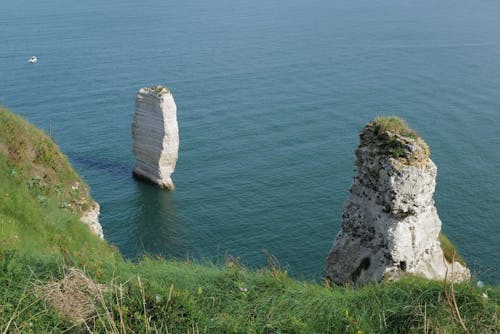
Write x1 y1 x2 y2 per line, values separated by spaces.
132 85 179 190
325 117 470 285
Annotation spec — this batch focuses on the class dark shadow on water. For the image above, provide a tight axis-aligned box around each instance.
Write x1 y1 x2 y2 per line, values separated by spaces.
68 152 132 177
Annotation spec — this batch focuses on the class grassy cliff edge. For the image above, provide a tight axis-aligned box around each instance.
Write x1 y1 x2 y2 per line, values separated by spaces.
0 107 498 333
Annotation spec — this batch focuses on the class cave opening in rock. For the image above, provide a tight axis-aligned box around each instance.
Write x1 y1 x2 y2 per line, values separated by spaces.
400 261 407 271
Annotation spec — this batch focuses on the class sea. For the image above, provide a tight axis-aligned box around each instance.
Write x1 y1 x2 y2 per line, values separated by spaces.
1 0 499 284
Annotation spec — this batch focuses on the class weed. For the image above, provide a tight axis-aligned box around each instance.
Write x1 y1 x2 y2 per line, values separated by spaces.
439 233 467 266
373 116 419 139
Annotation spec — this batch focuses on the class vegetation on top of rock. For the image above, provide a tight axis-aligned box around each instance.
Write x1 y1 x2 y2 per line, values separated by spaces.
146 85 171 96
360 116 430 164
372 116 419 139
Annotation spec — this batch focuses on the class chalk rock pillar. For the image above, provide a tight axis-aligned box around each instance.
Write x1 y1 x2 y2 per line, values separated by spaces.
325 117 470 285
132 86 179 190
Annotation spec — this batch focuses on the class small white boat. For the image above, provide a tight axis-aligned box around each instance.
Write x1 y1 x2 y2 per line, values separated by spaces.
29 56 38 63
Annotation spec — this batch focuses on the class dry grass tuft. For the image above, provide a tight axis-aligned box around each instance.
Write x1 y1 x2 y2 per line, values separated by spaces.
36 268 107 324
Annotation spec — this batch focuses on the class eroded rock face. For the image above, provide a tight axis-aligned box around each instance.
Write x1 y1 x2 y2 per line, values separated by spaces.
132 86 179 190
80 202 103 239
325 118 470 285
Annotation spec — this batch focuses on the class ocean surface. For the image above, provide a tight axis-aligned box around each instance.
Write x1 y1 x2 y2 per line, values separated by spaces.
1 0 499 284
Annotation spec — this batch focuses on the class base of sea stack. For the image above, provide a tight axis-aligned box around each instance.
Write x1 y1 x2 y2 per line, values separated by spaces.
132 170 175 191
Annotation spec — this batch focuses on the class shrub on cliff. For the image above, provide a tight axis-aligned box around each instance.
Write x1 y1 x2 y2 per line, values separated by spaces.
372 116 419 139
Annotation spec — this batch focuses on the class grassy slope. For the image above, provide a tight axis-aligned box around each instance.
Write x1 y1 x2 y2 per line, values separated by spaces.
0 107 498 333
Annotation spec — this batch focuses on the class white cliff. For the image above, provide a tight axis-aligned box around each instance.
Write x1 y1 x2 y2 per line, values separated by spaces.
132 86 179 190
80 202 103 239
68 181 103 239
325 117 470 285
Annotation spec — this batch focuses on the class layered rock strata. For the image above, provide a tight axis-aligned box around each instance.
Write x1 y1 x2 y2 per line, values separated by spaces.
325 117 470 285
80 202 103 239
132 86 179 190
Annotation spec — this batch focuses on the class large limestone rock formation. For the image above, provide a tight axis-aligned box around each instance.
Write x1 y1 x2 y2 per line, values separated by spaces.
132 86 179 190
325 117 470 285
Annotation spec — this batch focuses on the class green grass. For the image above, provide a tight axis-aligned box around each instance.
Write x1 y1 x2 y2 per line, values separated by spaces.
364 116 431 163
0 106 93 215
372 116 419 140
439 233 467 267
0 107 498 333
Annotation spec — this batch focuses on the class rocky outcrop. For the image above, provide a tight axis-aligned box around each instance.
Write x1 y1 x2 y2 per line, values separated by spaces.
132 86 179 190
67 181 103 239
325 117 470 285
80 202 103 239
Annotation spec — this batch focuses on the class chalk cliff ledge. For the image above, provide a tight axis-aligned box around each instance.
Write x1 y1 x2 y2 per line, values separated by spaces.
132 86 179 190
81 202 103 239
325 117 470 285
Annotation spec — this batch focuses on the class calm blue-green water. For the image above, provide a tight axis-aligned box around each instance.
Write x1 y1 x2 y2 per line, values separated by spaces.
1 0 499 283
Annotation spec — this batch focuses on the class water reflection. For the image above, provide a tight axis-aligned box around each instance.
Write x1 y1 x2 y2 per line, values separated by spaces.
131 181 189 259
